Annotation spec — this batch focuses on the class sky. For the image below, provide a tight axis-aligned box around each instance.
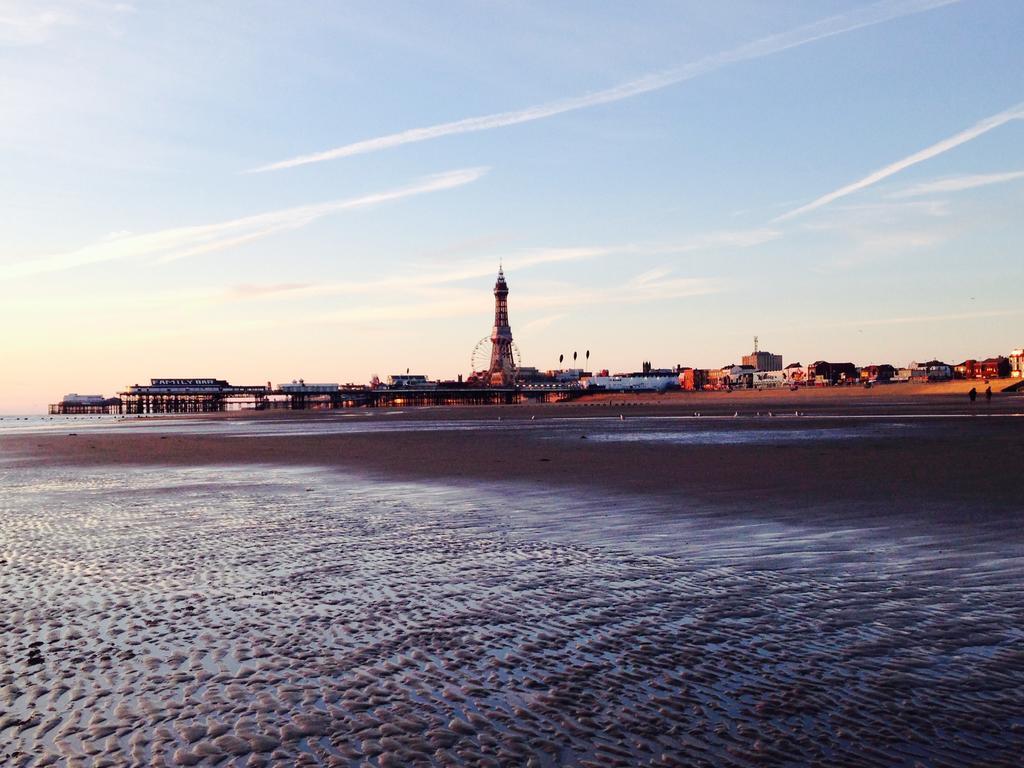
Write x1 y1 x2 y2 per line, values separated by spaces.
1 0 1023 411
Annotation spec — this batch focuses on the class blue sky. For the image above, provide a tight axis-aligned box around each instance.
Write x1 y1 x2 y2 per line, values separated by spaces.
1 0 1022 410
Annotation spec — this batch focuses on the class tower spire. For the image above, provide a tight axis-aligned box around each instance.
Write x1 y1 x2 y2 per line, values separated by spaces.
487 265 515 386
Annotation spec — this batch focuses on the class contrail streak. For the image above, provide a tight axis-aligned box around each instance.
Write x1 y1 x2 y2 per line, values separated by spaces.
248 0 960 173
0 167 487 279
889 169 1024 198
775 102 1024 221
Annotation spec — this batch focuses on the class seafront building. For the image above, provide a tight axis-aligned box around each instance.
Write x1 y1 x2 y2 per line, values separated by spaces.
741 338 783 372
1011 349 1024 378
678 368 708 391
783 363 807 383
709 364 756 389
912 360 954 381
585 372 680 392
808 361 859 385
954 357 1011 379
860 364 897 383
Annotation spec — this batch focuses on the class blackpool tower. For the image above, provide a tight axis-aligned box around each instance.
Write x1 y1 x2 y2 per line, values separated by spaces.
486 266 516 386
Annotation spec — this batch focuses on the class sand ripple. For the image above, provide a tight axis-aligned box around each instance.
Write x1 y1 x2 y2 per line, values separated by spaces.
1 465 1022 766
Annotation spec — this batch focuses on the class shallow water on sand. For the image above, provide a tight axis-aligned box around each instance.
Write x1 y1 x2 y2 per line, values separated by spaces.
1 463 1022 767
0 412 921 444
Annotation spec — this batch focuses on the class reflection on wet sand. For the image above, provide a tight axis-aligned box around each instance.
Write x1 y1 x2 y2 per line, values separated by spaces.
1 464 1021 767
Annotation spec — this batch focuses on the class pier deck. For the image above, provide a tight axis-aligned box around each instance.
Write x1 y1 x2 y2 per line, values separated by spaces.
50 383 585 415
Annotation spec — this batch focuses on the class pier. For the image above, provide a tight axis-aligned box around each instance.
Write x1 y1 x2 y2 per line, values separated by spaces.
48 399 123 415
120 379 270 414
50 378 585 415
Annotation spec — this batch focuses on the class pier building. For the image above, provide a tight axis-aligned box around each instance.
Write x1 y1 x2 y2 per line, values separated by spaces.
122 378 271 414
387 374 435 388
49 394 122 415
52 376 584 414
277 381 348 409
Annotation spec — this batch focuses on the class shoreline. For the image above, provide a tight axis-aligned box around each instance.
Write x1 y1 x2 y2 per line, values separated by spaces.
5 401 1023 525
17 379 1024 424
23 378 1022 422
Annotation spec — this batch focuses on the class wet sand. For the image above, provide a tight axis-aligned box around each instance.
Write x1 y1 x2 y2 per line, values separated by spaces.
5 404 1023 513
2 396 1023 767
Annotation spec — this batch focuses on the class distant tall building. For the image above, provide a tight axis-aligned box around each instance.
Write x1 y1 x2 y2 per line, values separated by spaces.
742 336 782 371
1010 348 1024 378
487 267 516 386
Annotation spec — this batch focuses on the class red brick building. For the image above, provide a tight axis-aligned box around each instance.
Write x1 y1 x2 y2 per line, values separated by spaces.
679 368 709 391
955 357 1010 379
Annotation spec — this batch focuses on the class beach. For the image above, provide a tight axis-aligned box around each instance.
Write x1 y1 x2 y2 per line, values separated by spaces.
1 389 1023 766
7 0 1023 764
7 383 1023 509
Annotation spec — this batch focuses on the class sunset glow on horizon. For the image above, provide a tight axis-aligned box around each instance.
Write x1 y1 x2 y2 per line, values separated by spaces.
2 0 1023 412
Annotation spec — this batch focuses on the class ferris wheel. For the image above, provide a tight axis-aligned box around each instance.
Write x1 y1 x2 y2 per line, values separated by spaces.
470 336 522 379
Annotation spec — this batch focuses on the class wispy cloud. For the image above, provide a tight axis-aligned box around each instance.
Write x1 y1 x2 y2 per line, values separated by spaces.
0 1 132 45
220 245 611 303
797 199 952 233
889 170 1024 198
248 0 960 173
312 270 722 325
220 228 777 302
775 102 1024 221
819 307 1024 329
227 282 315 299
823 230 950 270
519 314 566 334
0 6 74 45
797 199 959 270
0 167 487 279
639 228 782 253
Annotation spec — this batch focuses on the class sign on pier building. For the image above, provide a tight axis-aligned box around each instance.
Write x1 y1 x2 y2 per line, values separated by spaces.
150 378 224 387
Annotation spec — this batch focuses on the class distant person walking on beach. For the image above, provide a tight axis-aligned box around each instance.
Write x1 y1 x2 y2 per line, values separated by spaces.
985 386 992 402
969 387 977 403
